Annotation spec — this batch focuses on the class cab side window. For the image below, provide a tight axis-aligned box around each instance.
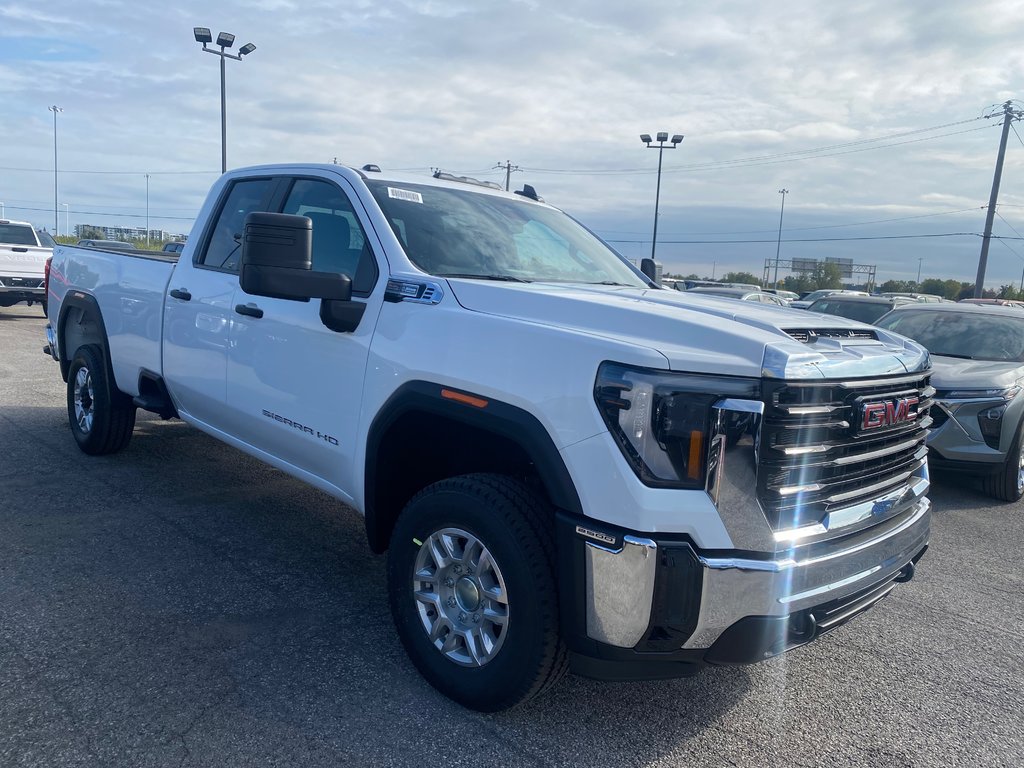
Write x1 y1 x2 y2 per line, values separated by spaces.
199 178 275 271
282 178 379 296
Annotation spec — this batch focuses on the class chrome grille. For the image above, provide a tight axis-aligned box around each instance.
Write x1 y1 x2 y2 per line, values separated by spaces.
758 374 934 530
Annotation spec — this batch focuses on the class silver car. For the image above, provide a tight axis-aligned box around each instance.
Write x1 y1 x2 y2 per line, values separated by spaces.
876 303 1024 501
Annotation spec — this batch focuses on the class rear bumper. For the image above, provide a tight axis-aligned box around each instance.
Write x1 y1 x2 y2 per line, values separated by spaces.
0 278 44 303
557 498 930 680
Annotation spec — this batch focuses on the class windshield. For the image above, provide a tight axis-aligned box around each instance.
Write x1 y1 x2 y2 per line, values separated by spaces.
366 181 647 287
876 309 1024 362
0 224 38 246
811 299 891 324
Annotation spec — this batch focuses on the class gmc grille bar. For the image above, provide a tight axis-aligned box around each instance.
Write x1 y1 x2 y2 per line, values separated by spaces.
758 374 933 530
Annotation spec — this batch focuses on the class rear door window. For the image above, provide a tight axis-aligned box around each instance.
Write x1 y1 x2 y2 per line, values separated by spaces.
199 178 276 271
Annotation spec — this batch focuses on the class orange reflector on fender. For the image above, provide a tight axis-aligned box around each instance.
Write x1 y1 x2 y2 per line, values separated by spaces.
687 430 704 480
441 388 489 409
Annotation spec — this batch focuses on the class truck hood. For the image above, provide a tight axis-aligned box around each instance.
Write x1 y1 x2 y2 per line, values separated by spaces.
929 355 1024 391
446 280 930 380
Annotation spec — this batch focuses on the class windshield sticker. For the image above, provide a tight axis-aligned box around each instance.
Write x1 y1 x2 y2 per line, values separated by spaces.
388 187 423 204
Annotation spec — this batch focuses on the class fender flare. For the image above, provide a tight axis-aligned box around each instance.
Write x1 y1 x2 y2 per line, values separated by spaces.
55 291 110 382
363 381 584 552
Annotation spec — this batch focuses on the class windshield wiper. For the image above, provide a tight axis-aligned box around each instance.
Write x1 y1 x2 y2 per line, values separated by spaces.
439 273 532 283
932 352 975 359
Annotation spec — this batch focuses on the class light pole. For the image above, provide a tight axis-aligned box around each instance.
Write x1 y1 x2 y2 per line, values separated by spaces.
48 105 63 234
773 189 789 287
145 173 150 244
62 203 69 238
194 28 256 174
640 132 683 261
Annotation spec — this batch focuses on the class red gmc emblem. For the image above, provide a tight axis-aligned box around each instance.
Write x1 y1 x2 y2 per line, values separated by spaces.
860 397 919 431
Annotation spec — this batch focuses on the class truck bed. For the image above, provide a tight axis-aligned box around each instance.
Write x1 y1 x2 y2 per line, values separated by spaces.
49 244 178 396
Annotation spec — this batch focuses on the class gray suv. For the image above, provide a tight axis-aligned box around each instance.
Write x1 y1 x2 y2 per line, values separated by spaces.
876 303 1024 501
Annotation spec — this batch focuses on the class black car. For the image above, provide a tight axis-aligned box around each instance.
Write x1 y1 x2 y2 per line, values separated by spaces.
808 294 917 324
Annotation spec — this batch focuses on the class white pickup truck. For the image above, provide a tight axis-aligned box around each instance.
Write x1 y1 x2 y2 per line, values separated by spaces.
1 219 52 311
43 164 933 711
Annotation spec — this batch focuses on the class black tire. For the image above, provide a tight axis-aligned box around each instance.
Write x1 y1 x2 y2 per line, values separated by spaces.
982 418 1024 502
387 473 567 711
66 344 136 455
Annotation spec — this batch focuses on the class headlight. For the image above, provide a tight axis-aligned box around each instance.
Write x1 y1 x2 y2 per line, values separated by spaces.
595 362 761 489
937 386 1021 402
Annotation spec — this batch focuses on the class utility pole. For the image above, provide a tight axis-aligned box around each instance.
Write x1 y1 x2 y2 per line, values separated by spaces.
48 105 63 234
917 256 923 285
773 189 789 287
975 101 1021 297
494 160 520 191
145 174 150 245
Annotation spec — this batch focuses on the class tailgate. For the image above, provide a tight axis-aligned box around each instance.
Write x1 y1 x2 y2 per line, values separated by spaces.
0 246 51 278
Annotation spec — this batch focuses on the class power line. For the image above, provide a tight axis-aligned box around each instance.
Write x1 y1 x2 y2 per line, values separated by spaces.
1 117 985 180
0 166 218 176
524 122 994 176
604 232 981 245
4 204 194 221
595 206 985 238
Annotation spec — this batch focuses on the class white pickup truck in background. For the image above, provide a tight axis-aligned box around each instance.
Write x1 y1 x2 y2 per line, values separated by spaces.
43 163 933 711
0 219 52 312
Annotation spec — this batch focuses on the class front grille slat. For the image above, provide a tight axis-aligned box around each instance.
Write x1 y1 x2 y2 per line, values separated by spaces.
758 374 932 529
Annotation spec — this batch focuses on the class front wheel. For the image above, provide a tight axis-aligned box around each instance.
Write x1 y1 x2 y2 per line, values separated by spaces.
66 344 136 455
982 418 1024 502
387 474 567 711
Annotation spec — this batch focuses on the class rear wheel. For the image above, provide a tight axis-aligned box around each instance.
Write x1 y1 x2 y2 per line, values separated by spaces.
982 418 1024 502
387 473 567 711
66 344 136 455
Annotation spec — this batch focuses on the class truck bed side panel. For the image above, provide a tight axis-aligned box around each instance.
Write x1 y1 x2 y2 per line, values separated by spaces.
50 245 177 396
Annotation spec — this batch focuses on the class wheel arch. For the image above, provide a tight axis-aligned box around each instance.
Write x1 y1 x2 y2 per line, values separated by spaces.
364 382 583 553
56 292 110 383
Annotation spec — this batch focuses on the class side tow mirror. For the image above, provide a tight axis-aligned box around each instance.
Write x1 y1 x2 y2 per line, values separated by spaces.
239 212 351 302
640 257 662 286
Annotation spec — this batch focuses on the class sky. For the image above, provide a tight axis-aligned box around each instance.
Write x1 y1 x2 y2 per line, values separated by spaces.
3 0 1024 288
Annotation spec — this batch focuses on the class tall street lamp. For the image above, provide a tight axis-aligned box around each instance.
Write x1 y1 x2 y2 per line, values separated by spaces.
193 28 256 173
640 132 683 261
48 105 63 234
773 189 789 287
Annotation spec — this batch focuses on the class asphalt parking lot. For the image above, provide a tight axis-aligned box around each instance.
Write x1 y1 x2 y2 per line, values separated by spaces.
1 304 1022 767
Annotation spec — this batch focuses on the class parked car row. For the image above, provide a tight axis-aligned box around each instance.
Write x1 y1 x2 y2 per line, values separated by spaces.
668 280 1024 503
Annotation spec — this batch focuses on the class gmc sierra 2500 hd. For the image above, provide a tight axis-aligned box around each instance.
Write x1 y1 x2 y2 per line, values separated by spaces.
1 218 51 312
43 164 932 711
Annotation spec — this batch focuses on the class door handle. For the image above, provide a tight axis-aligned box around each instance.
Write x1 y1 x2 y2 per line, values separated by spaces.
169 288 192 301
234 303 264 319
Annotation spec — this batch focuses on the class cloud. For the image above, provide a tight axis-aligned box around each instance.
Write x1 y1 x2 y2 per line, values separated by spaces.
3 0 1024 287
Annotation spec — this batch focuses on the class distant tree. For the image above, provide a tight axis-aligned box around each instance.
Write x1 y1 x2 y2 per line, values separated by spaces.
918 278 950 297
782 274 815 293
721 271 762 286
998 284 1022 300
880 279 916 294
943 280 970 300
810 262 843 290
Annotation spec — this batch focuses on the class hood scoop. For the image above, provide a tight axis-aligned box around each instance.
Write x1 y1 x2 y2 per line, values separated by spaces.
784 328 877 344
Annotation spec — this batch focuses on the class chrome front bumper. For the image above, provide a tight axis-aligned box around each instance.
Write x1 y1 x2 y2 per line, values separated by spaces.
582 496 930 652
